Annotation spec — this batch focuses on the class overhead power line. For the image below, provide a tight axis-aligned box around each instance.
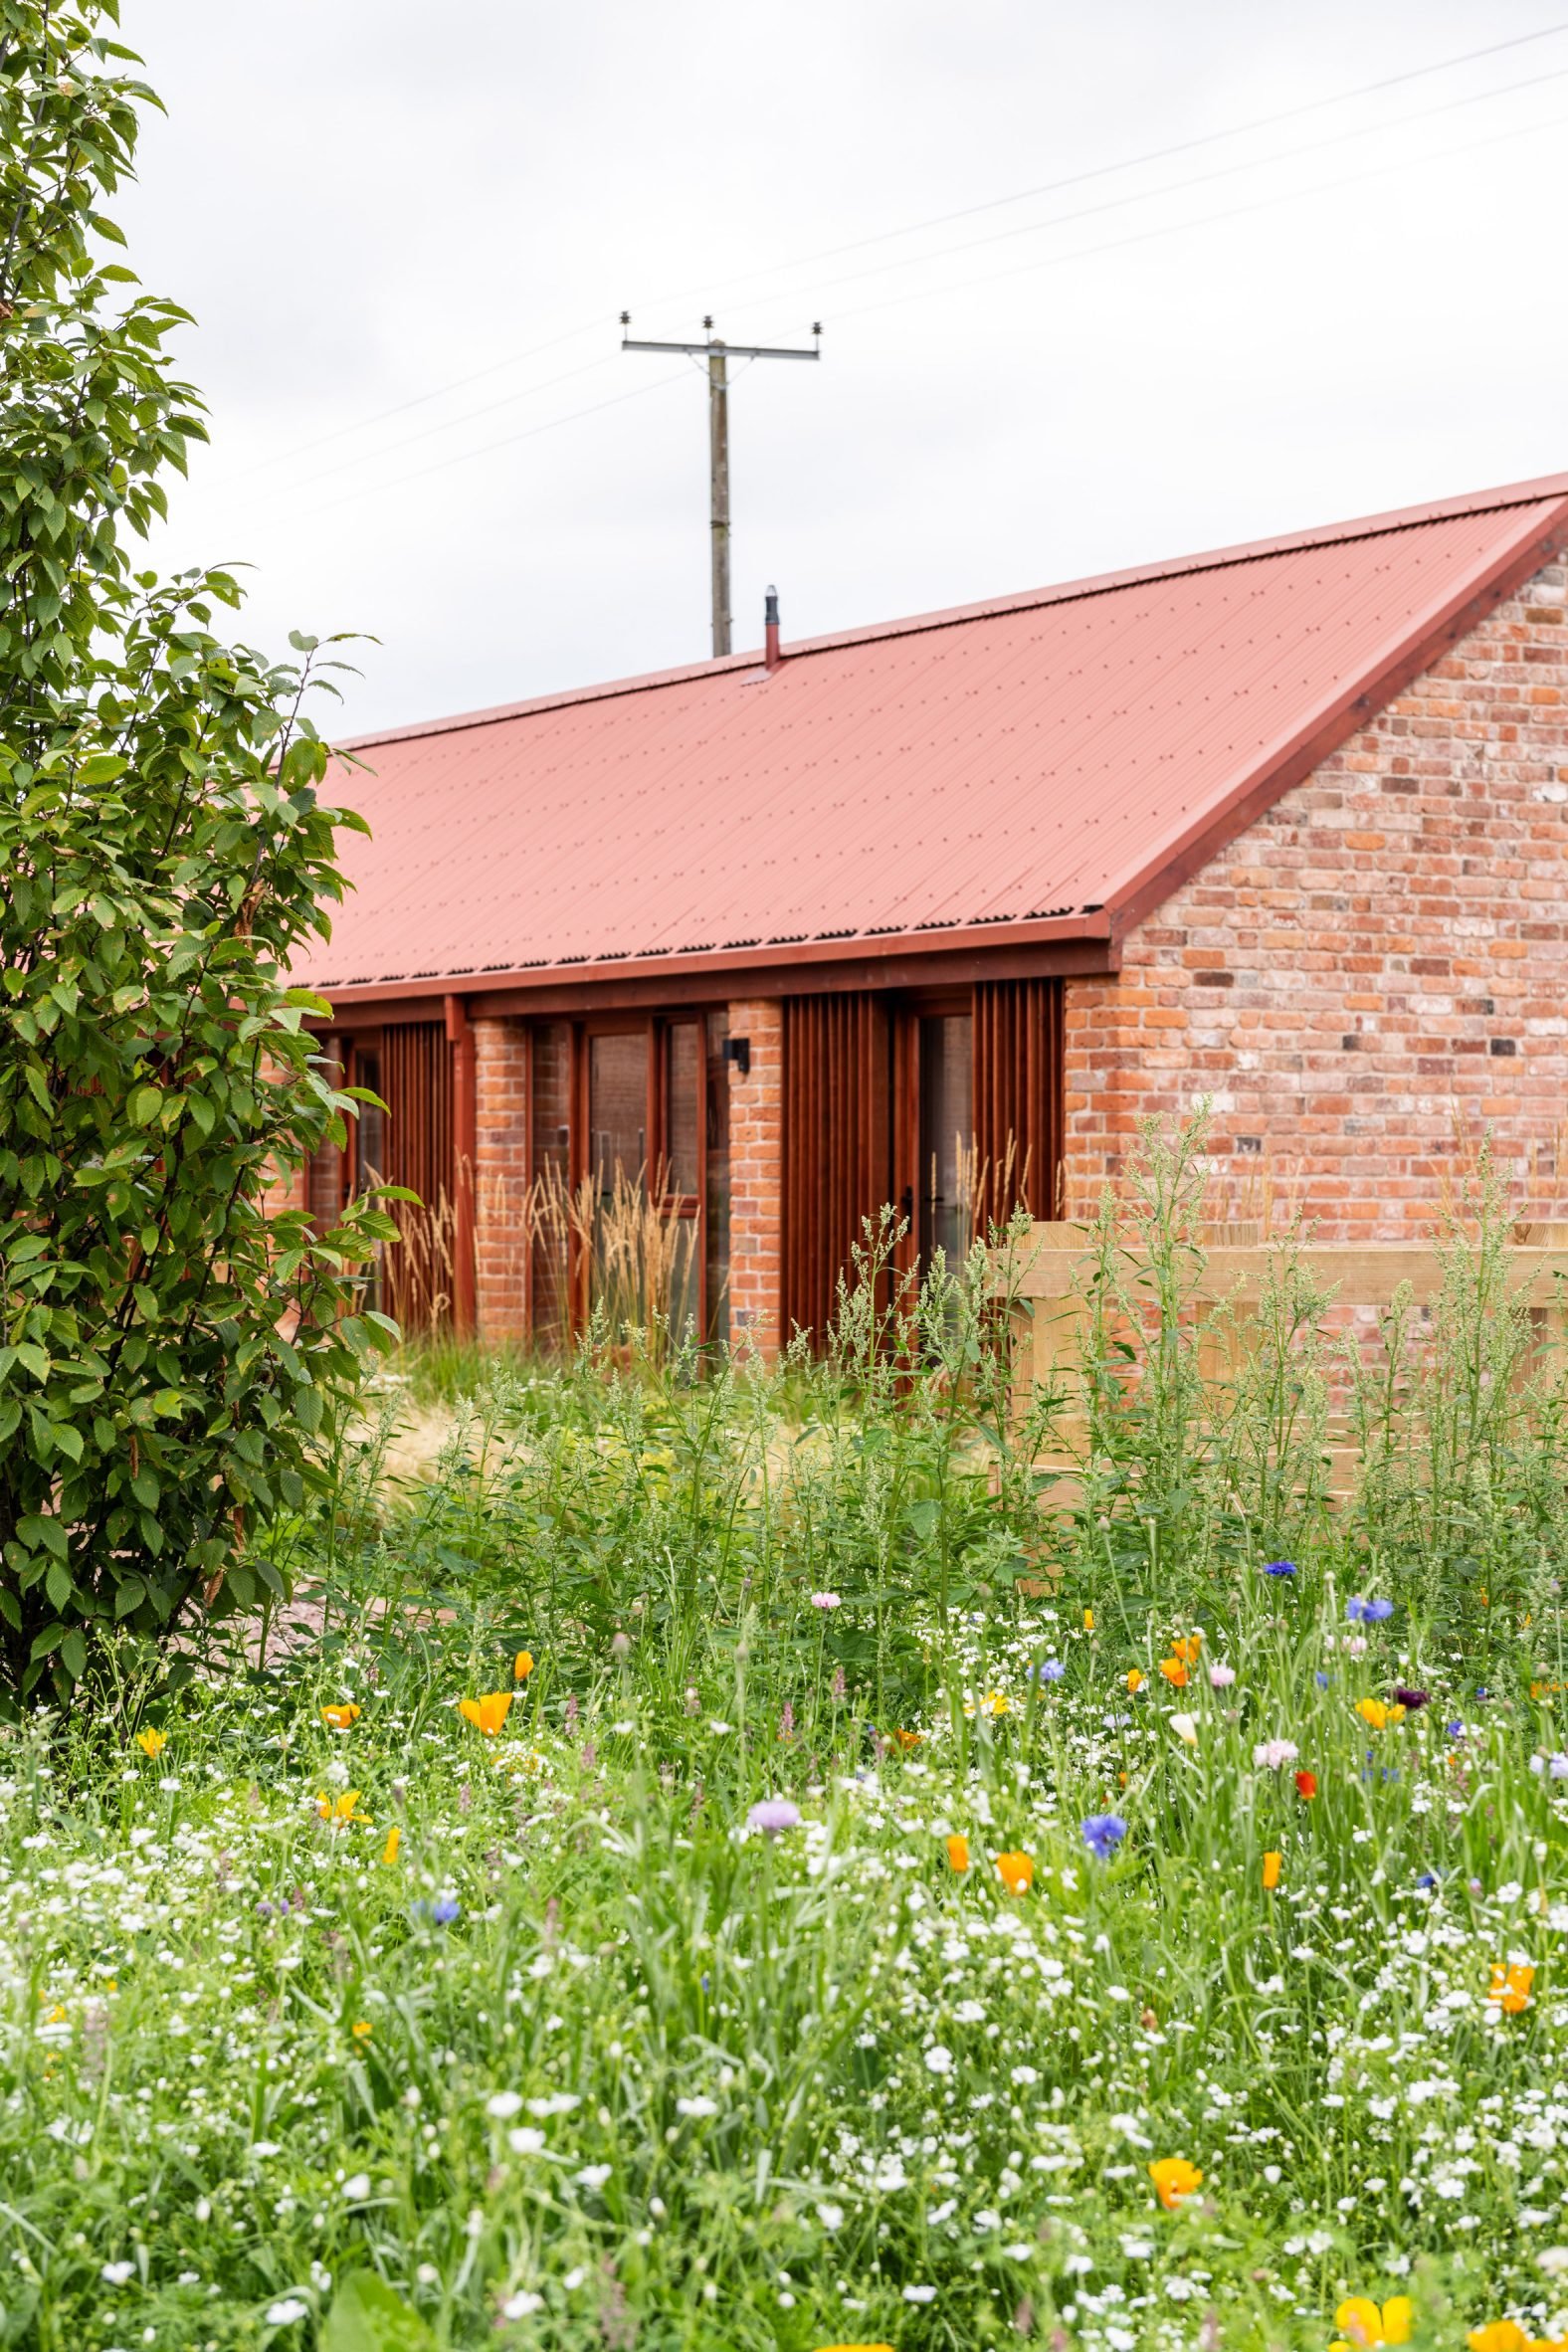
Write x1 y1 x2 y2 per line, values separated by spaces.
205 17 1568 497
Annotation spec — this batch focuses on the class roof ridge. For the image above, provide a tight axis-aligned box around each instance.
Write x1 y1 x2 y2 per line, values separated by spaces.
335 469 1568 756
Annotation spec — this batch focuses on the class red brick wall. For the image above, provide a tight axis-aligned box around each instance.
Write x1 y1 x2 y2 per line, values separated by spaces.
474 1016 530 1340
726 997 784 1355
1064 560 1568 1235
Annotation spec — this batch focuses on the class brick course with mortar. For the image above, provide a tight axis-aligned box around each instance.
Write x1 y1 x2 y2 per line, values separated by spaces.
1063 561 1568 1233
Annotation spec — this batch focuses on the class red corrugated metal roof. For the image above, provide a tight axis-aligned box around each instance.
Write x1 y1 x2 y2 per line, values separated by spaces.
297 472 1568 998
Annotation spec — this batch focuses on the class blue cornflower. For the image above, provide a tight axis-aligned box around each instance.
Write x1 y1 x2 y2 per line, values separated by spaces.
1416 1870 1439 1889
1080 1813 1128 1861
433 1896 461 1925
1447 1721 1466 1741
1314 1670 1330 1690
1261 1559 1297 1579
1346 1595 1394 1623
1033 1660 1067 1683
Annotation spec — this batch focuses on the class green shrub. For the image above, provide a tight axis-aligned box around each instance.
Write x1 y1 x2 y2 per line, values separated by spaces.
0 0 393 1704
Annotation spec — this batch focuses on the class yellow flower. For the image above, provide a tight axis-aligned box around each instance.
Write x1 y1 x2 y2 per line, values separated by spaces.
1147 2155 1203 2211
351 2019 372 2042
815 2344 896 2351
380 1825 401 1866
316 1789 367 1824
1468 2326 1531 2352
459 1692 513 1737
1158 1657 1189 1688
319 1703 361 1730
1487 1962 1535 2015
984 1691 1009 1716
1356 1698 1404 1730
1263 1850 1282 1890
1170 1632 1203 1665
1330 2296 1413 2350
1126 1667 1145 1693
134 1727 167 1759
893 1728 922 1751
995 1850 1034 1896
1083 1608 1094 1631
513 1651 534 1683
945 1835 970 1873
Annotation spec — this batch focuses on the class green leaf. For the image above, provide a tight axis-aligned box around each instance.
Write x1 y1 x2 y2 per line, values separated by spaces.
45 1558 72 1614
113 1576 147 1619
320 2272 437 2352
59 1630 87 1684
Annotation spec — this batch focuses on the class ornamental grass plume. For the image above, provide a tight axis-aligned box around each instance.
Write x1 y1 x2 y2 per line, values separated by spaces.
319 1704 360 1729
459 1692 513 1737
945 1835 970 1872
1487 1962 1535 2014
995 1850 1034 1895
1330 2296 1412 2350
1147 2156 1203 2210
134 1728 166 1759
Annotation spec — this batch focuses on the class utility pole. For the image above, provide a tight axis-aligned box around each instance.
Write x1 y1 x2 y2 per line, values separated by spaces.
621 313 820 659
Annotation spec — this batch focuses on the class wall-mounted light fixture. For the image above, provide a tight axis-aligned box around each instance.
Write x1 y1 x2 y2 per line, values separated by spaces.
722 1037 751 1078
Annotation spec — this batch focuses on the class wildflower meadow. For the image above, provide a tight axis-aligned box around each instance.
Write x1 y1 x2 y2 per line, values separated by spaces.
8 1137 1568 2352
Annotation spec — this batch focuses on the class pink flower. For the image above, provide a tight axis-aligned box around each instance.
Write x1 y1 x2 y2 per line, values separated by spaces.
1208 1664 1236 1688
1253 1738 1299 1771
810 1592 842 1611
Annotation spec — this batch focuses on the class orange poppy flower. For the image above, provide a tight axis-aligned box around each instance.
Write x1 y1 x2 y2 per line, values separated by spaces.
1294 1770 1317 1800
1487 1962 1535 2015
459 1692 513 1737
1083 1609 1094 1631
320 1703 360 1730
351 2019 372 2042
513 1651 534 1683
893 1728 922 1752
1262 1850 1281 1890
316 1789 367 1824
134 1728 167 1759
945 1834 970 1872
995 1850 1034 1896
1126 1667 1145 1693
1147 2155 1203 2210
1170 1633 1203 1665
1158 1658 1189 1688
380 1825 401 1866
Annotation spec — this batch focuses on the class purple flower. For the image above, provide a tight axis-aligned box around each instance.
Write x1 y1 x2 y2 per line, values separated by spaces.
1261 1559 1296 1579
432 1896 461 1925
1347 1596 1394 1623
1416 1870 1439 1889
1447 1720 1466 1740
1530 1752 1568 1782
1080 1813 1127 1861
1033 1660 1067 1683
1392 1685 1429 1710
746 1798 802 1837
1314 1671 1330 1689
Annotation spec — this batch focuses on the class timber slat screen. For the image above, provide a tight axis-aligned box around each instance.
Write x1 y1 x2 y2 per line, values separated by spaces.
783 978 1066 1347
381 1021 455 1329
974 977 1065 1221
782 993 890 1343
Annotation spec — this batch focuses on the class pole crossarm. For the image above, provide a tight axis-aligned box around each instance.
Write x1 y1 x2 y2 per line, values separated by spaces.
620 336 820 361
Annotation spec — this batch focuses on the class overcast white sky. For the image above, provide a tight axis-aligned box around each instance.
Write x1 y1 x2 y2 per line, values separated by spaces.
118 1 1568 739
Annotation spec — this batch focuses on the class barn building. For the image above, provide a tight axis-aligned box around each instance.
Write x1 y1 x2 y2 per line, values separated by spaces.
288 471 1568 1350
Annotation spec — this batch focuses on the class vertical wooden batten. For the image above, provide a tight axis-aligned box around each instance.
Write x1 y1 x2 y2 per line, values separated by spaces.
446 995 478 1337
973 977 1065 1220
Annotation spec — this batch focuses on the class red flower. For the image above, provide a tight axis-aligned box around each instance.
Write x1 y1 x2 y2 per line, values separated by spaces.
1294 1769 1317 1800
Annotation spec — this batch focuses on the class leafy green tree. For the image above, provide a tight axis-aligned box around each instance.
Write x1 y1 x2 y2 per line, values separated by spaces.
0 0 395 1705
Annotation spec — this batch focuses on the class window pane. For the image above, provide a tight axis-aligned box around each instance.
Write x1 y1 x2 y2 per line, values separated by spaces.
666 1024 700 1197
918 1014 973 1266
530 1024 571 1346
590 1032 647 1192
